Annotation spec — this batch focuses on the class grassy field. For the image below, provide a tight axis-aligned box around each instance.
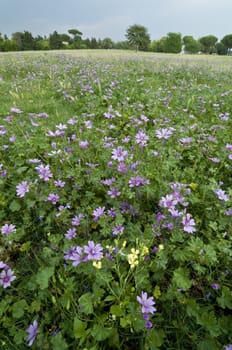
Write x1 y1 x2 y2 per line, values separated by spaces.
0 50 232 349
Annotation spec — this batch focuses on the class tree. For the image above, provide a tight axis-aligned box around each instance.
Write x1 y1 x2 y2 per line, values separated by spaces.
12 32 24 50
21 31 35 50
183 35 201 54
34 36 50 50
198 35 218 54
164 32 182 53
49 31 63 49
125 24 150 51
216 42 227 55
68 29 82 48
221 34 232 50
89 37 98 49
2 39 18 51
101 37 113 49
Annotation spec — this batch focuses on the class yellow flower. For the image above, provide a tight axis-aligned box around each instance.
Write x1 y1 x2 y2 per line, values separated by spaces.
122 240 127 248
127 248 139 268
93 261 102 269
141 245 149 256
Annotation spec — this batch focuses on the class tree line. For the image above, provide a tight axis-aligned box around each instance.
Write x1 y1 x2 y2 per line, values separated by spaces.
1 25 232 55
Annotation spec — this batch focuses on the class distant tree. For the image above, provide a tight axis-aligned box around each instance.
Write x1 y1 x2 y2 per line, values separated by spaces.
89 37 98 49
183 35 201 54
164 32 182 53
216 42 227 55
2 39 18 51
102 37 113 49
113 41 130 50
0 33 4 51
125 24 150 51
221 34 232 50
97 39 102 48
68 29 82 48
198 35 218 54
34 36 50 50
49 31 63 49
21 31 35 50
12 32 24 50
149 40 159 52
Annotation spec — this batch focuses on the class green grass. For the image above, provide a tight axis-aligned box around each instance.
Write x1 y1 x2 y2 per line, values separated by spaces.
0 50 231 350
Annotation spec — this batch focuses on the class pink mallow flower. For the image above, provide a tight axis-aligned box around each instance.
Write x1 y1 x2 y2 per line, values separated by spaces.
16 181 30 197
0 268 16 288
137 291 157 314
182 213 196 233
1 223 16 236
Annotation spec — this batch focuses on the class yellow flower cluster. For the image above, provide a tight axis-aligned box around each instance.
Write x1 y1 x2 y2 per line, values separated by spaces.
127 248 139 268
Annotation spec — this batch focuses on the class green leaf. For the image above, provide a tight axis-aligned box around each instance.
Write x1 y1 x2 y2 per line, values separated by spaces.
197 338 220 350
173 267 192 291
73 317 87 339
36 266 54 289
147 328 165 349
12 299 27 318
78 292 93 314
51 333 68 350
197 312 220 337
110 305 124 317
91 324 112 341
9 199 21 212
217 286 232 309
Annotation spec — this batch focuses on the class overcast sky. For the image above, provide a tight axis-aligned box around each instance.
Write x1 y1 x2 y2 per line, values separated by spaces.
1 0 231 41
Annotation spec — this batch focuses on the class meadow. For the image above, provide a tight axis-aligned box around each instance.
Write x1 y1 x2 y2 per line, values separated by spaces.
0 50 231 349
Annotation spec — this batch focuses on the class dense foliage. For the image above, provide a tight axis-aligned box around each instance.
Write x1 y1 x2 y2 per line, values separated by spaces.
1 28 232 54
0 51 232 349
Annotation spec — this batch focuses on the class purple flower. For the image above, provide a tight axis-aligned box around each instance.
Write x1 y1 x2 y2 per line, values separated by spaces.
64 246 80 261
101 177 116 186
214 189 229 201
16 181 30 197
68 118 77 125
79 140 89 149
225 208 232 216
72 214 85 226
117 162 128 173
128 176 150 188
54 180 65 187
159 194 178 209
93 207 105 221
69 246 85 266
65 228 76 240
83 241 103 260
1 223 16 236
11 107 22 114
135 130 149 147
145 321 153 329
182 214 196 233
46 193 60 205
111 146 128 162
112 225 124 236
35 163 53 182
26 320 38 346
224 345 232 350
107 187 121 198
208 157 221 163
137 291 157 314
107 208 117 218
155 128 174 140
0 261 9 269
212 283 220 290
0 268 16 288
